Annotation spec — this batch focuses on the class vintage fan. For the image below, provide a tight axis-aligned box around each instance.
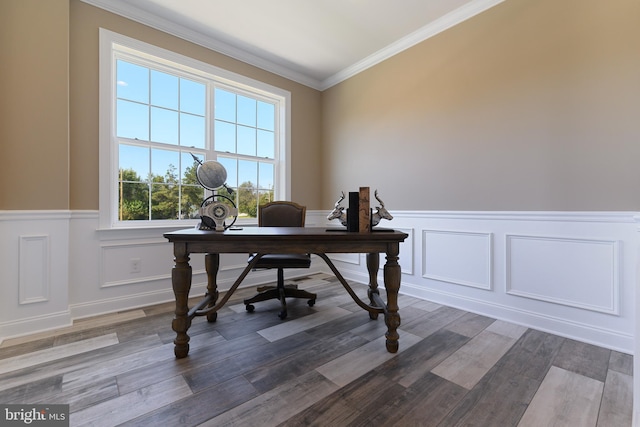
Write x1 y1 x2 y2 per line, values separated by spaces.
191 154 237 231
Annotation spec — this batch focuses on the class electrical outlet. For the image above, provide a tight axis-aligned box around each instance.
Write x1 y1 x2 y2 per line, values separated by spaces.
130 258 141 273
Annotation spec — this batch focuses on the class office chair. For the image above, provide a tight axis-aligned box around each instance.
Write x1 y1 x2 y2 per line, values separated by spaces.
244 201 316 319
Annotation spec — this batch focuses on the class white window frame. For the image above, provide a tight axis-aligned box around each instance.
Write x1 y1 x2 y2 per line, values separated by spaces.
98 28 291 229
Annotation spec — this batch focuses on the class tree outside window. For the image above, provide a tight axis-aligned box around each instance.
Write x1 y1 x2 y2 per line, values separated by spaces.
114 58 278 223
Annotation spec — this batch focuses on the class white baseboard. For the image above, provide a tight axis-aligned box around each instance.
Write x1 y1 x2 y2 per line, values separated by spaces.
399 281 633 353
0 310 72 345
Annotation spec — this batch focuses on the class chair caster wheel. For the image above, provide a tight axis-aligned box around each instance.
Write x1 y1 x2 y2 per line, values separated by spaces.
279 310 288 320
308 299 315 307
246 304 255 313
207 312 217 322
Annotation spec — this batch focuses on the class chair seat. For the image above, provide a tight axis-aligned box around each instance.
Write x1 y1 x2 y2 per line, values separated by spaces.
250 253 311 269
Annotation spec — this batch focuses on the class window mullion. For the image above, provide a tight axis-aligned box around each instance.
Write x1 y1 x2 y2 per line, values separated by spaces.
147 67 152 220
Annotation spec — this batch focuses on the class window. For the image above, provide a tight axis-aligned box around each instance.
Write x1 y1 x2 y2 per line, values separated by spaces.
214 87 279 219
99 29 291 229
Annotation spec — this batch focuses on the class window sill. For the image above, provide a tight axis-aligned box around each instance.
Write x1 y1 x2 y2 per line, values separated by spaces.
96 219 259 241
96 223 194 241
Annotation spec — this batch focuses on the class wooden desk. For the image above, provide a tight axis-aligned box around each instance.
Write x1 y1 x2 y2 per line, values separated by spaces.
164 227 408 358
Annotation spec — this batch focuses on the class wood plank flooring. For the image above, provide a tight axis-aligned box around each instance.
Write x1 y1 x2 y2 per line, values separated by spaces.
0 273 633 426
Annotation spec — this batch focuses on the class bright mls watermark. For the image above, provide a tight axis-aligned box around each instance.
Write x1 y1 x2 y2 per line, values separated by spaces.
1 405 69 426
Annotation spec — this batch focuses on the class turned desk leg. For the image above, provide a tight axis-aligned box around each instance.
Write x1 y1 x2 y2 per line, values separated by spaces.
384 243 401 353
171 243 192 358
205 253 220 322
366 253 380 320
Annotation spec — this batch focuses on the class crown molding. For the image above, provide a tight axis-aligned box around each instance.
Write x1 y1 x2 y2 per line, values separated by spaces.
320 0 506 90
80 0 323 89
81 0 505 91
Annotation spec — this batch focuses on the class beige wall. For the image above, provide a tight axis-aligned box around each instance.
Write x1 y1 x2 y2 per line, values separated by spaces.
3 0 638 212
322 0 640 211
1 0 70 209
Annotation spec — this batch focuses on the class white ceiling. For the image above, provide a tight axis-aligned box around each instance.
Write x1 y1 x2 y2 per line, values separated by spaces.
82 0 504 90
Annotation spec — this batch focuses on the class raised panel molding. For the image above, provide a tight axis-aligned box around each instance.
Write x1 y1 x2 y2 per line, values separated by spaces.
506 234 619 315
395 227 415 275
422 230 493 290
328 253 361 265
19 235 51 304
100 239 174 288
1 211 71 344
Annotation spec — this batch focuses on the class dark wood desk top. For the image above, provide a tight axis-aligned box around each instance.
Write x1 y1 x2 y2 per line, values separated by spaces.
164 227 408 254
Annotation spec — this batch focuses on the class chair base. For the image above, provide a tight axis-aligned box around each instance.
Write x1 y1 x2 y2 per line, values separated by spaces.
244 282 316 320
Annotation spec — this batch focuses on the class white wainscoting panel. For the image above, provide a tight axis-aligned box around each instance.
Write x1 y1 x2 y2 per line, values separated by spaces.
308 210 636 354
506 235 619 314
422 230 492 290
2 209 637 358
396 227 414 275
0 211 71 343
67 213 322 321
100 240 175 288
329 253 361 265
324 226 414 282
19 235 51 304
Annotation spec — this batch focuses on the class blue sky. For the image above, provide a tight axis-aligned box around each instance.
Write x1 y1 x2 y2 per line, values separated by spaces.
116 60 275 190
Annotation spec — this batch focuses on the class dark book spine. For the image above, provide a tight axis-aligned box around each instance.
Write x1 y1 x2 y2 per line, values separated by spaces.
347 191 359 232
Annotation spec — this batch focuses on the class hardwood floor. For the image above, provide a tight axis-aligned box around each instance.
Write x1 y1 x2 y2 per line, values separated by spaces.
0 273 633 426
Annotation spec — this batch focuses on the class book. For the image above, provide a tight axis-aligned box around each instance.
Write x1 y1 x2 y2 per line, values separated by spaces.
359 186 370 233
